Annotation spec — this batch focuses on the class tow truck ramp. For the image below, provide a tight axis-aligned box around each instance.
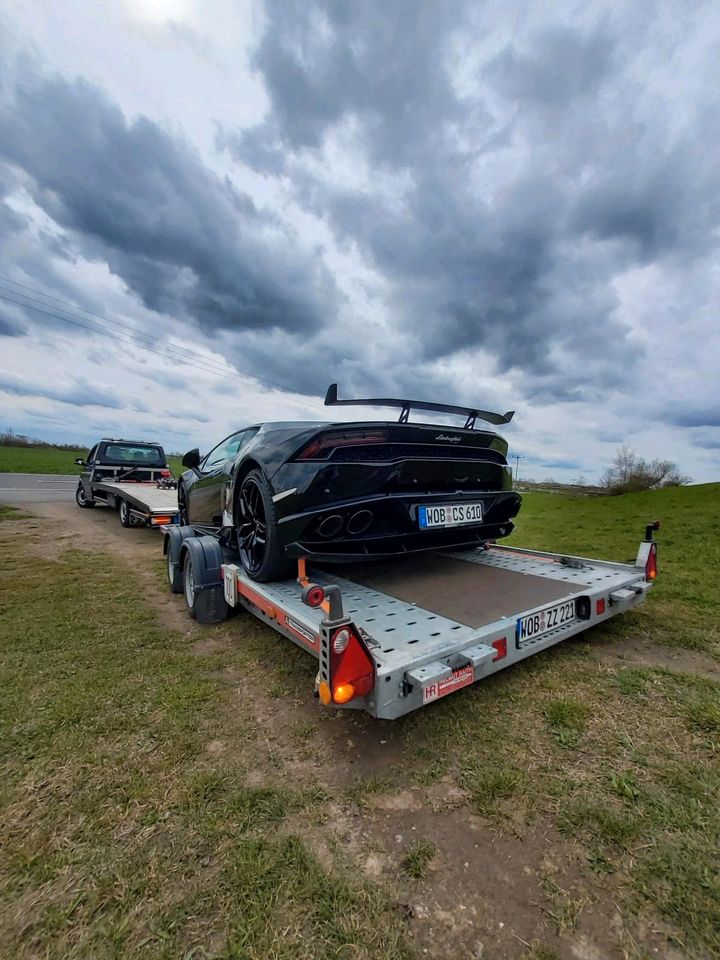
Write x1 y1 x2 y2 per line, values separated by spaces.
166 524 658 719
91 480 179 527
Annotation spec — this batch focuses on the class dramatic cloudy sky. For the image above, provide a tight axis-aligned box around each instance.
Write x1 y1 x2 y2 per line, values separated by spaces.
0 0 718 481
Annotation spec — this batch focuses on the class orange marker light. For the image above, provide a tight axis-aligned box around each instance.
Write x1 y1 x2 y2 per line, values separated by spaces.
318 681 332 705
332 683 356 704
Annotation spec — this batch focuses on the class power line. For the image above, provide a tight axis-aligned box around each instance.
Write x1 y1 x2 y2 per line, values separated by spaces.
0 276 261 380
0 280 324 409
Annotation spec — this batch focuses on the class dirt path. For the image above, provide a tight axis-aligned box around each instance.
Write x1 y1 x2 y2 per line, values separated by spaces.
10 502 699 960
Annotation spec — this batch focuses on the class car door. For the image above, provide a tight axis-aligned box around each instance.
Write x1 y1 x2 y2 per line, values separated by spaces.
81 444 98 498
188 430 253 526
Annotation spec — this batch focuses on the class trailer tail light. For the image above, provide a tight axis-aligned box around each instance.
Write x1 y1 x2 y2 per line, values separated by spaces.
295 429 389 460
329 625 375 704
151 515 174 526
645 542 658 581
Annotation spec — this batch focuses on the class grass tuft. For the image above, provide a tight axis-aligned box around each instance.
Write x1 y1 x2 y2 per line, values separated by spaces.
401 841 437 879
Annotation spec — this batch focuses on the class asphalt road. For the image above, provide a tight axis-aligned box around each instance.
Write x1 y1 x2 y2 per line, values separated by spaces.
0 473 78 504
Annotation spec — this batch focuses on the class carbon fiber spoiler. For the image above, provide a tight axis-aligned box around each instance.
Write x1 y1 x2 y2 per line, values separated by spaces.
324 383 514 428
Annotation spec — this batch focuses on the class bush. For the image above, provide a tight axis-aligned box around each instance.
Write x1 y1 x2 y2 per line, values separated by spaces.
601 446 690 495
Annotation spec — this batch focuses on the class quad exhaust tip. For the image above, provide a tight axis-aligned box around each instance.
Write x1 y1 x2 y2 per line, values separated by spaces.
318 514 344 538
347 509 373 535
318 510 375 538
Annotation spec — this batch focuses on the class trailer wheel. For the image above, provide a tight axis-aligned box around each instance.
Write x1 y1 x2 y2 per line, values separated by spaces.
167 549 184 593
119 499 132 527
181 538 228 624
184 552 199 618
76 483 95 508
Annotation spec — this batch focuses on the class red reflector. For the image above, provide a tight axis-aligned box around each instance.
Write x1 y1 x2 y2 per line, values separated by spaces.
596 598 606 615
492 637 507 661
645 542 658 581
330 625 375 703
303 584 325 608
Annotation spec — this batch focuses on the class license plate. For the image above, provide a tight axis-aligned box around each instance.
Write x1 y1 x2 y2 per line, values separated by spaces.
418 502 483 529
517 600 576 644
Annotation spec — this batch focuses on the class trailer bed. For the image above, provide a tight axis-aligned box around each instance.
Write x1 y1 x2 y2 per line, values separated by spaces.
218 541 653 718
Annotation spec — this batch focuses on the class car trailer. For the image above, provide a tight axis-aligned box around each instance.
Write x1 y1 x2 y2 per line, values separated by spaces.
163 523 659 720
90 480 180 528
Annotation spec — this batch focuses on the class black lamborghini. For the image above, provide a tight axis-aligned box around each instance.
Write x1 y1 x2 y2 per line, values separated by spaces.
178 384 522 581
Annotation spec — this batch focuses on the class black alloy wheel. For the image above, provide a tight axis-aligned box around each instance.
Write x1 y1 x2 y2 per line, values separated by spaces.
236 469 292 582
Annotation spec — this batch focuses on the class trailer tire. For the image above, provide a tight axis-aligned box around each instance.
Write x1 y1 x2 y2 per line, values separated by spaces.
167 549 184 593
119 499 132 527
164 525 195 594
76 483 95 508
181 536 228 624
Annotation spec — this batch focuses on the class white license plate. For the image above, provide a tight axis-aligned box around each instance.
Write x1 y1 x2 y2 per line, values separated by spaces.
418 502 483 529
517 600 576 643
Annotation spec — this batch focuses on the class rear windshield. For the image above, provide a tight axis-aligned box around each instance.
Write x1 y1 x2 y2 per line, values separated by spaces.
99 443 166 467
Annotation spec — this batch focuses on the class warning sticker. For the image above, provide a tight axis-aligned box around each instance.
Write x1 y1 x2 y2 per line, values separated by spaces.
423 665 474 704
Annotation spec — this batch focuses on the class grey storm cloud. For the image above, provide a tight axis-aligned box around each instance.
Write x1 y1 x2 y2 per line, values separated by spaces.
0 371 124 409
0 305 26 337
0 69 337 340
221 0 720 400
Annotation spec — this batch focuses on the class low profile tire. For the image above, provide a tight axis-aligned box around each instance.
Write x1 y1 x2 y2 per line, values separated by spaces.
236 469 293 582
119 499 132 527
76 483 95 508
167 550 184 593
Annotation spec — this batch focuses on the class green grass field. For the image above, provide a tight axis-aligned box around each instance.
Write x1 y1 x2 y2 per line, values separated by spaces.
1 485 718 958
0 445 184 476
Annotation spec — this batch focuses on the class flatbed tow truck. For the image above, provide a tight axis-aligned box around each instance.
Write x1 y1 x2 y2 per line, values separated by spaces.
163 521 659 719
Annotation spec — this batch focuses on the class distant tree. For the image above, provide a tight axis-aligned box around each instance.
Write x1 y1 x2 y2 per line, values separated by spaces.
601 446 691 494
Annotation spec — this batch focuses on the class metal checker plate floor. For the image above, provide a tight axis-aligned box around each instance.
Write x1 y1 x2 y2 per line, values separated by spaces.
443 547 639 593
246 571 478 672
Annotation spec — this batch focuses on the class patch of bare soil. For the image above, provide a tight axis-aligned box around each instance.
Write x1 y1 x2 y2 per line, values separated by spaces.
285 785 684 960
591 634 720 681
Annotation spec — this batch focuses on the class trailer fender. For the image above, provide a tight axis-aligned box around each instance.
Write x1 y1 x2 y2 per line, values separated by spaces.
164 525 196 594
180 535 228 624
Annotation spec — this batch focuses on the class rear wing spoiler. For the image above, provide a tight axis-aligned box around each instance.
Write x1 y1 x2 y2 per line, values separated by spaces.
324 383 514 428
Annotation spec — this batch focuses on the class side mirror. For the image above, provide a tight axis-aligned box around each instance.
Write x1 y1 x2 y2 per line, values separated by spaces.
74 458 86 466
182 447 201 470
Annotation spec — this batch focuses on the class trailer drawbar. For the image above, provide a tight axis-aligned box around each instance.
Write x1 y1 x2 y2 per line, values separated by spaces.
163 522 660 719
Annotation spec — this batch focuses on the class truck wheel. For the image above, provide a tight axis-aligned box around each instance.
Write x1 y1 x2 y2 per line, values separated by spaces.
119 499 132 527
236 469 293 582
76 483 95 508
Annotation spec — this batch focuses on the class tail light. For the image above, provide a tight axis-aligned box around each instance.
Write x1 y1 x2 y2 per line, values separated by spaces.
645 541 658 581
319 624 375 705
295 429 389 460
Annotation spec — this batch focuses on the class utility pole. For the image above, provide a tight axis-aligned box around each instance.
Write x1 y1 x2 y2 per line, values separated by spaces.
512 454 524 482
